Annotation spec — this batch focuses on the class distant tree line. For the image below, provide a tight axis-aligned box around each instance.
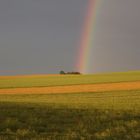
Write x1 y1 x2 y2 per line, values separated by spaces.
59 71 81 75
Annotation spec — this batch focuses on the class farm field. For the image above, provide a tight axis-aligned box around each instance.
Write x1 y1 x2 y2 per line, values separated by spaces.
0 81 140 94
0 71 140 140
0 71 140 89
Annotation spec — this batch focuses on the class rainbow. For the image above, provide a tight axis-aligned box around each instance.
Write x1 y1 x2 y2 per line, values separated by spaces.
77 0 101 73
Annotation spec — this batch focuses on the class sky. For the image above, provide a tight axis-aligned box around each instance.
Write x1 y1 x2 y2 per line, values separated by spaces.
0 0 140 75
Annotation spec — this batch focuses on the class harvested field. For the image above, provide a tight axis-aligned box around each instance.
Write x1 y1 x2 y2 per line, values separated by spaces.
0 81 140 94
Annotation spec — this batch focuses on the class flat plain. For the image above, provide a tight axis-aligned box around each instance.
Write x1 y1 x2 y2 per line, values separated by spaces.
0 71 140 140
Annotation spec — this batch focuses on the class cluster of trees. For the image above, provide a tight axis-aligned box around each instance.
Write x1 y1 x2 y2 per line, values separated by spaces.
60 71 81 75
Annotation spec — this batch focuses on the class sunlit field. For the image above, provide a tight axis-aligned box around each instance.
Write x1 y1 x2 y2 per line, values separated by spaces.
0 71 140 89
0 71 140 140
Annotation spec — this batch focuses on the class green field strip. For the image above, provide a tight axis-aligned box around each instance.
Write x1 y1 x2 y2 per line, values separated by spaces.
0 71 140 89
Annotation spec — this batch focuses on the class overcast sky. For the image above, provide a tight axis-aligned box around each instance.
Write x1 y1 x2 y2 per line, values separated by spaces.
0 0 140 75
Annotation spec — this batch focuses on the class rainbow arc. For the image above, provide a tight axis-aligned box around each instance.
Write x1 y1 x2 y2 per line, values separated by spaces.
77 0 101 73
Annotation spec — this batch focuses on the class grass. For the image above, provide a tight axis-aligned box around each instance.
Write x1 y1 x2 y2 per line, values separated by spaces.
0 90 140 110
0 90 140 139
0 71 140 89
0 103 139 140
0 71 140 139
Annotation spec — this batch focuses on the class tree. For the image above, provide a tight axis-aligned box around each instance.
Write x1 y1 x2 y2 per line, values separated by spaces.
60 70 65 74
